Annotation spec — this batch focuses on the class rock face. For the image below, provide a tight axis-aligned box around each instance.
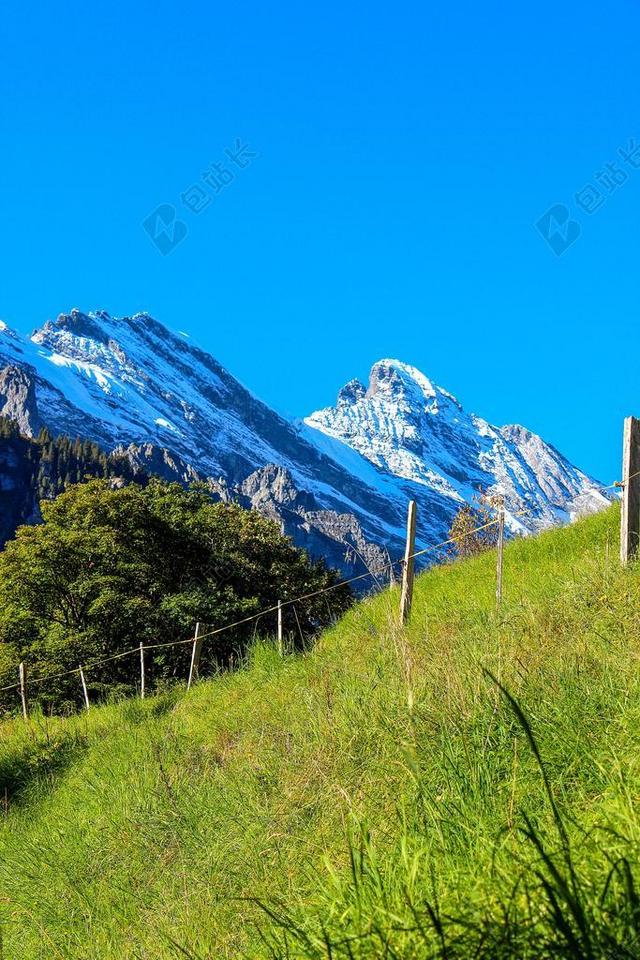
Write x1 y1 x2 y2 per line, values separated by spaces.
112 443 200 485
0 365 41 437
0 431 41 544
232 465 389 578
0 311 612 577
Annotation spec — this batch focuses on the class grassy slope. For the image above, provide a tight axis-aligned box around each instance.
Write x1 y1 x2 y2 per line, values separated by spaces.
1 505 640 958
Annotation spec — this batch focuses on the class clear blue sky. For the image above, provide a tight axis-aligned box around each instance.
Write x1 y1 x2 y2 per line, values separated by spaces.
1 0 639 482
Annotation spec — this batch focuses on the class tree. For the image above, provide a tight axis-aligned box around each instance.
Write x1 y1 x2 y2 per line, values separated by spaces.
0 416 143 547
448 490 500 560
0 479 352 712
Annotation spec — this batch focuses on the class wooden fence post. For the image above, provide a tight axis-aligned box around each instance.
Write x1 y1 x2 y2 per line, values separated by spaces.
496 499 505 607
139 642 145 699
19 662 28 720
79 666 90 712
399 500 417 624
187 622 203 690
277 601 283 656
621 416 640 566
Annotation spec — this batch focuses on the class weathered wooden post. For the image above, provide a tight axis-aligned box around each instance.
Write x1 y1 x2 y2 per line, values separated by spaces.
79 666 90 712
19 662 28 720
187 622 203 690
621 417 640 566
277 601 283 656
139 642 145 699
399 500 417 624
496 498 505 607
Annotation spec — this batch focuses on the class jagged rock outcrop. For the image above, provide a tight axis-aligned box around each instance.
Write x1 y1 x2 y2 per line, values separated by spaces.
337 379 366 407
0 365 41 437
233 465 389 577
112 443 200 485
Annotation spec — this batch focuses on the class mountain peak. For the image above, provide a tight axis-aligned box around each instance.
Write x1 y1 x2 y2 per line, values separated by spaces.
368 359 438 399
367 360 468 414
335 360 446 409
306 358 607 528
337 378 366 406
35 309 113 345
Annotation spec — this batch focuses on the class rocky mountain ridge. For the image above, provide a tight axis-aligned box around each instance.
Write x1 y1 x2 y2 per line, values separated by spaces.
0 310 612 576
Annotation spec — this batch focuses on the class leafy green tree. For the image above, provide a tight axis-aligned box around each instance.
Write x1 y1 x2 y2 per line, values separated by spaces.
0 479 351 712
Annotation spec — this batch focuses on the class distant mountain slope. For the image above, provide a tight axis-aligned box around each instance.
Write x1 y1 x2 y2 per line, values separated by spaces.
0 311 611 571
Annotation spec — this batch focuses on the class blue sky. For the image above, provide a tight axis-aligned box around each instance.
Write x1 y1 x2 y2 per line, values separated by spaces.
1 0 638 482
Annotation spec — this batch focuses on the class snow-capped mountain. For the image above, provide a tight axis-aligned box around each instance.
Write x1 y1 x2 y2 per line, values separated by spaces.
0 310 611 576
0 310 407 572
305 359 611 533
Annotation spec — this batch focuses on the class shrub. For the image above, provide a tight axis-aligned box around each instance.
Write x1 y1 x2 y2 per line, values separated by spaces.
448 490 500 559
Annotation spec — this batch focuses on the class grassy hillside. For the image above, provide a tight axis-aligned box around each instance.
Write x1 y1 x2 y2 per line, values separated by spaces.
1 504 640 958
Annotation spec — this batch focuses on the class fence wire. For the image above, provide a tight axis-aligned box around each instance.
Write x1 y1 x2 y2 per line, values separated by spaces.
0 470 631 698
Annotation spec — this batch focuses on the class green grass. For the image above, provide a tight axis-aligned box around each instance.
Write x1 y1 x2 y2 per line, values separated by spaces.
1 504 640 958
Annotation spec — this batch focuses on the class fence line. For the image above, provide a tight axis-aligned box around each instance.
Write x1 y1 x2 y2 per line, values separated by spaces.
1 444 636 707
0 514 502 697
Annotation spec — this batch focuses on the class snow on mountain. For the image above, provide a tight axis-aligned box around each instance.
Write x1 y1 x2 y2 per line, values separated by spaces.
2 308 326 477
0 311 409 573
0 313 612 578
304 359 611 532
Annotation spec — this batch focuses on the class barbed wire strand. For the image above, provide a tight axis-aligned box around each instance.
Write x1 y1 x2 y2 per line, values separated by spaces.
3 469 635 696
3 515 500 692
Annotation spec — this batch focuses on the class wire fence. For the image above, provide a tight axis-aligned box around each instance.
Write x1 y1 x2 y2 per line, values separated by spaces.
1 463 634 709
0 516 501 698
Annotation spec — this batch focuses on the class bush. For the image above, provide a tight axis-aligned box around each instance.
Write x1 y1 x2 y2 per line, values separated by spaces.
448 490 500 559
